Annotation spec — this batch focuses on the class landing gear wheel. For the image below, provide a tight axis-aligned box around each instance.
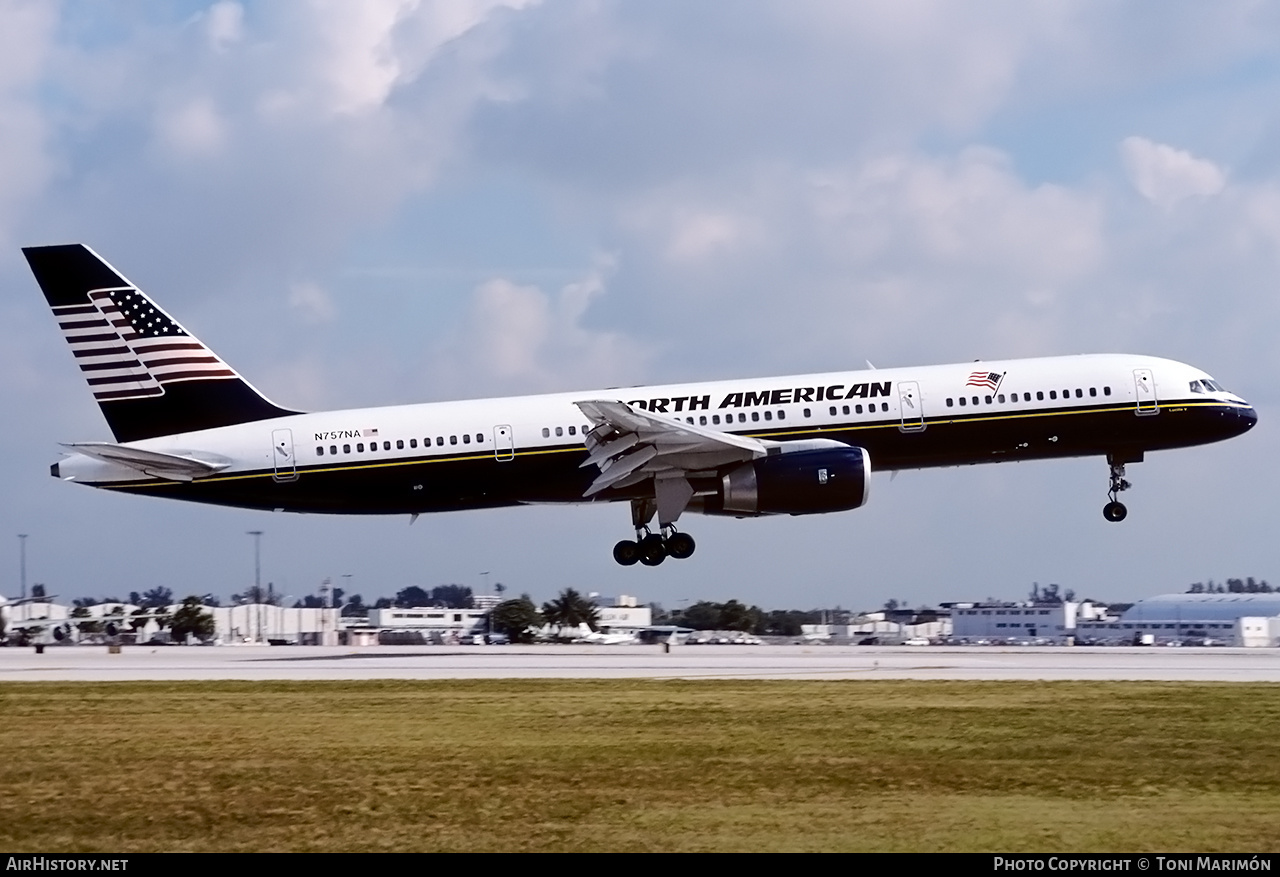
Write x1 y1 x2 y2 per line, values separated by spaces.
666 531 696 559
638 534 667 566
1103 501 1128 523
613 540 640 566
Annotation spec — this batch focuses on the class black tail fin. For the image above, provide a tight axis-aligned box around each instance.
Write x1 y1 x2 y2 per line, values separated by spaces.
24 244 300 442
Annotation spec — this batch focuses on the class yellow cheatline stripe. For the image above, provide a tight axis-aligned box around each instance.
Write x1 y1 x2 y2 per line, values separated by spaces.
101 400 1246 489
106 446 585 490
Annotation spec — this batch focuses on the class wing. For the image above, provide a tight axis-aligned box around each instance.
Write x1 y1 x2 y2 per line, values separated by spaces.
574 399 768 497
61 442 230 482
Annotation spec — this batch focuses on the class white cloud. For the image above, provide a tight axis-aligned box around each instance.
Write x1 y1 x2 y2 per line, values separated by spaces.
205 1 245 53
154 96 227 158
433 261 650 396
1121 136 1227 210
288 281 337 324
0 0 57 247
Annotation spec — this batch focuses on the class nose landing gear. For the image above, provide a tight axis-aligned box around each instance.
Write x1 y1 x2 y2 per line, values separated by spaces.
1103 455 1133 522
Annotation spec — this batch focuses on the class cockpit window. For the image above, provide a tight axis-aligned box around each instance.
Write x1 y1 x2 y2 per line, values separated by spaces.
1190 381 1205 393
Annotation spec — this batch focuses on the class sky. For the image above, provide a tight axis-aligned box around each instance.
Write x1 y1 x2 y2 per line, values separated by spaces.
3 0 1280 611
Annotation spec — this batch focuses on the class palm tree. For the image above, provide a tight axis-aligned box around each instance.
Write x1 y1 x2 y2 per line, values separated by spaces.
541 589 600 638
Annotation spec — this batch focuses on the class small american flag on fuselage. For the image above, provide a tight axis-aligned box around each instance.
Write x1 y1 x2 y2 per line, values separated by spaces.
966 371 1004 391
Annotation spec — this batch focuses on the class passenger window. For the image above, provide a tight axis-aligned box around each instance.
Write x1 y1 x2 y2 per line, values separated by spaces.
410 439 417 448
316 446 324 456
959 397 966 406
343 444 350 454
383 441 391 450
829 406 837 416
778 410 785 420
477 434 484 443
699 416 707 425
985 395 992 404
1103 387 1111 396
751 411 760 422
712 415 721 425
436 436 444 446
396 440 404 450
971 396 978 406
1036 391 1044 401
1049 391 1057 400
946 398 953 407
463 434 471 444
764 411 772 421
357 443 364 452
1089 388 1097 398
803 408 811 418
450 436 457 445
568 426 576 435
1075 389 1083 398
997 394 1005 403
329 445 337 455
739 413 746 423
555 427 563 437
881 402 888 412
541 428 550 438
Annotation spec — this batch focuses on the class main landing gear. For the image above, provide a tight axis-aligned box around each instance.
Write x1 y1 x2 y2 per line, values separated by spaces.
613 528 696 567
613 496 697 566
1102 454 1134 522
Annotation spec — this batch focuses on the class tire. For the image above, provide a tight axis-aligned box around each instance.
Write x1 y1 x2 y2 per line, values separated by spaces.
1102 501 1128 522
666 532 696 559
613 540 640 566
639 534 667 566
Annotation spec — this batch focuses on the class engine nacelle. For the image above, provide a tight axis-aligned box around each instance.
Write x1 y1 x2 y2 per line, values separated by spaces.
717 446 870 516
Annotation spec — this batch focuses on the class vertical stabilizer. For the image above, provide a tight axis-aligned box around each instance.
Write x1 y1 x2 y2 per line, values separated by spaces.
24 244 300 442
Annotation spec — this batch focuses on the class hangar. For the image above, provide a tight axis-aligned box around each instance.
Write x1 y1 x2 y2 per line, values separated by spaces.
1076 594 1280 646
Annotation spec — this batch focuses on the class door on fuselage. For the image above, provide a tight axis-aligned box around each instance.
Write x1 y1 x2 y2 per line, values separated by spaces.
898 381 925 432
1134 369 1158 416
494 425 514 462
272 428 298 482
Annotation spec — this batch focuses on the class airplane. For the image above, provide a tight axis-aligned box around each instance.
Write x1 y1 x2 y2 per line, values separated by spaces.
1 600 162 646
24 244 1257 567
0 593 59 643
573 627 640 645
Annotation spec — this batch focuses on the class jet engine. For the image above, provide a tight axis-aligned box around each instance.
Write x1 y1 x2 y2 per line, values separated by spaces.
709 446 870 516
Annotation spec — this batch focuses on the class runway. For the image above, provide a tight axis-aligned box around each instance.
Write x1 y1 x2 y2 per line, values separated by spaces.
3 643 1280 681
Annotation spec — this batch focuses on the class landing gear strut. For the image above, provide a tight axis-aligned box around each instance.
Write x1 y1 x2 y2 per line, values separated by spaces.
1103 455 1133 522
612 498 697 566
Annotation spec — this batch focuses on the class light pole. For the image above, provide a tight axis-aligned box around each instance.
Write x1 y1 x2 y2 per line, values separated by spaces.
18 534 27 600
246 530 263 643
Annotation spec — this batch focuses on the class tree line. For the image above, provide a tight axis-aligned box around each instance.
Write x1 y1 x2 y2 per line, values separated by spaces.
1187 577 1273 594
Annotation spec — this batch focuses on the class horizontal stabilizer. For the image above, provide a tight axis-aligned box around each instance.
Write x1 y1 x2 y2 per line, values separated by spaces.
61 442 230 482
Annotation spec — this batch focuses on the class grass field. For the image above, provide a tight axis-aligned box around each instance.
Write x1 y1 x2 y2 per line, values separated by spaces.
3 680 1280 852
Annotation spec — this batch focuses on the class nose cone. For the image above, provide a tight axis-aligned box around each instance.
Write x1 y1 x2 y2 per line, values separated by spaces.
1238 404 1258 434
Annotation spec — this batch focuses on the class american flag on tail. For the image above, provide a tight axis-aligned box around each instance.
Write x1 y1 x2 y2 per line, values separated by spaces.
53 287 236 402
